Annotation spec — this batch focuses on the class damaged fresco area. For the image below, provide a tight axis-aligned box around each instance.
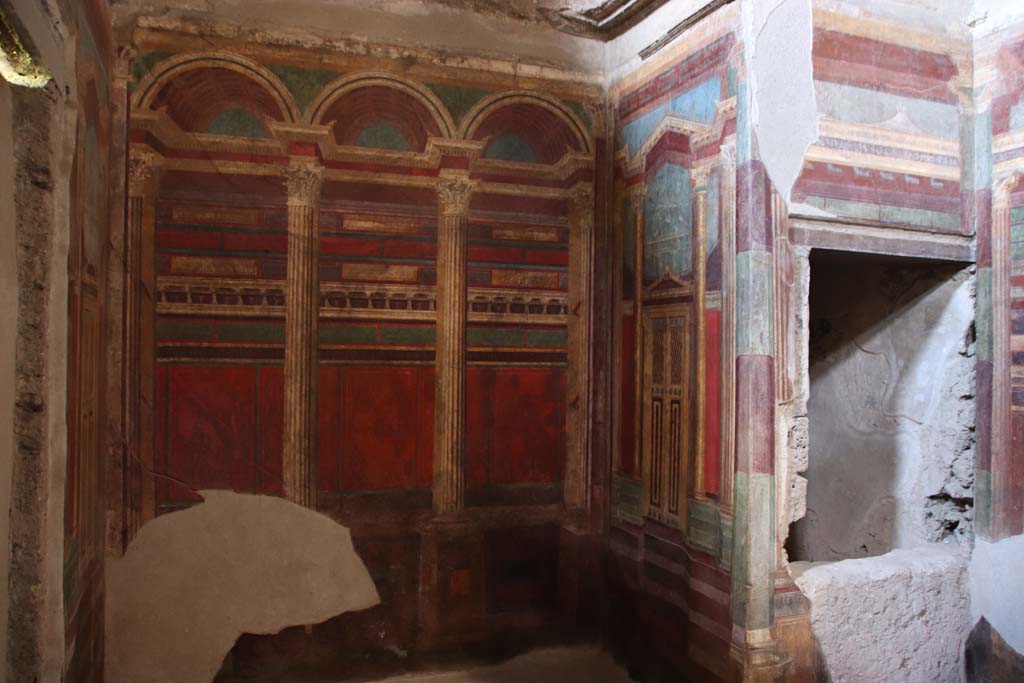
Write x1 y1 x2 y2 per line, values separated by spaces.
106 491 380 683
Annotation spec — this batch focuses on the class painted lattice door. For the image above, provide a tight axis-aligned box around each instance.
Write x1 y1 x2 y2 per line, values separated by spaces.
641 306 692 528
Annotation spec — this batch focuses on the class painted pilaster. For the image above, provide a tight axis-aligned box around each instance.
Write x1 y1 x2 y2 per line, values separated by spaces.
106 45 134 554
719 141 737 515
963 83 996 539
730 70 783 678
126 148 162 531
693 184 708 501
433 171 476 515
992 175 1023 538
566 182 595 512
282 159 323 508
630 184 646 482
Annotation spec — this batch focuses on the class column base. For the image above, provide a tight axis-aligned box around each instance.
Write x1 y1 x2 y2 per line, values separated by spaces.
730 636 791 683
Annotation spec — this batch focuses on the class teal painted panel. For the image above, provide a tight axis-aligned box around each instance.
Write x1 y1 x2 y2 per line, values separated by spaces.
207 108 267 138
426 82 492 126
267 64 342 116
611 475 644 525
217 322 285 343
687 499 721 555
976 267 993 363
620 77 721 156
643 164 693 281
706 171 721 254
131 50 174 89
319 325 377 344
720 514 733 565
736 250 774 357
737 80 753 164
805 196 960 231
563 99 593 133
815 81 960 140
730 471 750 627
746 471 776 631
467 327 524 347
524 329 568 347
976 471 991 540
1011 225 1024 261
961 109 993 192
379 326 436 345
354 123 411 151
485 134 537 163
156 320 215 340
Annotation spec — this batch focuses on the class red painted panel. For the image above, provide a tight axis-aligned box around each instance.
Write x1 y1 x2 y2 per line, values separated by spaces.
466 368 492 485
256 366 284 495
381 240 437 260
318 367 342 491
468 245 524 263
155 364 168 505
489 368 566 484
157 229 222 250
222 233 288 253
416 367 436 488
619 314 636 475
341 367 428 490
165 365 256 496
524 248 570 267
704 310 723 496
320 236 383 256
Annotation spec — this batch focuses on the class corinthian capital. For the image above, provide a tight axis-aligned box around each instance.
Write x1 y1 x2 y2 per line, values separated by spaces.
437 172 476 217
568 183 594 213
128 150 163 196
114 45 138 81
284 160 324 207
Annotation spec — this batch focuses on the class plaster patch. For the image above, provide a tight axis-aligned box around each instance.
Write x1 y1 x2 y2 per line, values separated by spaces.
105 491 380 683
793 545 971 683
746 0 817 203
970 534 1024 654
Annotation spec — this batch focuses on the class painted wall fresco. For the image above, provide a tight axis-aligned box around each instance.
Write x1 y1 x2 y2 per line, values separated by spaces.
608 10 739 680
65 2 115 680
985 26 1024 541
128 41 595 667
792 12 965 236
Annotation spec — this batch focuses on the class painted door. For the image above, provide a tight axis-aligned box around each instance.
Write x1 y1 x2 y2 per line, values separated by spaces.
641 305 692 529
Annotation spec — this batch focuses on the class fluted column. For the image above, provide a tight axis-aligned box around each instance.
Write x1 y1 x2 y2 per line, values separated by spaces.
565 183 594 511
283 160 323 507
433 171 476 514
127 149 162 531
693 187 708 501
629 185 646 482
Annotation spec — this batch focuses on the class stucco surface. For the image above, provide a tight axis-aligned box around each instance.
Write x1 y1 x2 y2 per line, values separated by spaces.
105 491 380 683
790 261 975 561
793 545 971 683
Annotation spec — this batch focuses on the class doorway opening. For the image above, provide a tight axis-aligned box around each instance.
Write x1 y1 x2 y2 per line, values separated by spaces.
786 250 975 562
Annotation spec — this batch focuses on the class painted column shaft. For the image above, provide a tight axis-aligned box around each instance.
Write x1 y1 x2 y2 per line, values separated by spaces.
434 172 475 514
283 161 323 508
566 183 594 511
127 151 161 530
694 189 708 500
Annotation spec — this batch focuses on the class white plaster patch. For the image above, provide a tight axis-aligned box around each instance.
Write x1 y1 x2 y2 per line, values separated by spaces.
969 535 1024 654
105 491 380 683
793 545 971 683
746 0 817 203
